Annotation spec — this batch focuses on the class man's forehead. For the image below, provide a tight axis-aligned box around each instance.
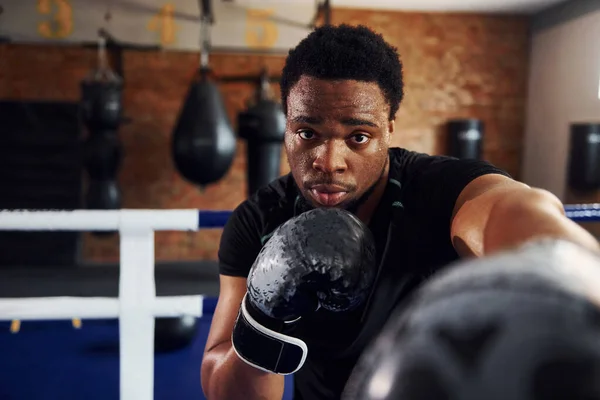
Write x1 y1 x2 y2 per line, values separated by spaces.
287 79 387 116
286 101 384 123
289 76 382 95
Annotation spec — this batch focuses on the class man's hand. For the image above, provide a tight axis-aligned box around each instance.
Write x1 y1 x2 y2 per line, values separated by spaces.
232 208 377 374
343 238 600 400
450 174 600 257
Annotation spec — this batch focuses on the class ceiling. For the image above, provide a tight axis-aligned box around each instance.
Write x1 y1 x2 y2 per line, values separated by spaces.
230 0 568 14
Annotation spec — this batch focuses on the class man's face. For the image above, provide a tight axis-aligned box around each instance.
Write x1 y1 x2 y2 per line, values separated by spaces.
285 75 394 211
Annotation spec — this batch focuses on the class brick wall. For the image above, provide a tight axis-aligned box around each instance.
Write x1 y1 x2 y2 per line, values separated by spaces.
0 9 530 263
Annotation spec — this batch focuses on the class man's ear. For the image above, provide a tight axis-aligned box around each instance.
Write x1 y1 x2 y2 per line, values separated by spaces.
388 119 395 134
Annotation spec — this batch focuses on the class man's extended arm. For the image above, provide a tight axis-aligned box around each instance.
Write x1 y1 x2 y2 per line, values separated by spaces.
450 174 600 257
201 275 284 400
201 199 285 400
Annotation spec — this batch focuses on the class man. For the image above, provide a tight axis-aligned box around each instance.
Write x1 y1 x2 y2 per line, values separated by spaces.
201 24 599 400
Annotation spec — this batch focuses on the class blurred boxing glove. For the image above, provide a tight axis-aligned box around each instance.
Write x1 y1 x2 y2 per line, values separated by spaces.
232 208 377 375
343 239 600 400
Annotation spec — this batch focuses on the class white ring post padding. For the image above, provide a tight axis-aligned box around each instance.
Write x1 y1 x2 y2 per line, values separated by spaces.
0 296 203 320
0 209 200 231
0 209 203 400
120 228 155 400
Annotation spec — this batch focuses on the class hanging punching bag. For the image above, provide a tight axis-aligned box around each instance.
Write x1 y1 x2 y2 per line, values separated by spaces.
447 119 484 160
79 32 125 237
81 79 123 132
83 132 123 180
238 98 286 196
80 78 124 213
567 123 600 192
172 73 236 187
86 180 121 209
171 1 236 188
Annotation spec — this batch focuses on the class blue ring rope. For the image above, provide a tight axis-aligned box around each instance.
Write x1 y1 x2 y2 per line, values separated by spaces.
564 204 600 222
0 205 595 228
198 205 600 227
198 210 233 228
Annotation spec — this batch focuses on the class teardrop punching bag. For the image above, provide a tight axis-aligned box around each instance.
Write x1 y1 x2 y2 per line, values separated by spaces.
172 73 236 186
238 75 286 196
447 119 484 160
567 123 600 192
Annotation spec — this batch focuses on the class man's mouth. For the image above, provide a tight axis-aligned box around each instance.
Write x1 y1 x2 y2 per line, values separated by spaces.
309 184 349 206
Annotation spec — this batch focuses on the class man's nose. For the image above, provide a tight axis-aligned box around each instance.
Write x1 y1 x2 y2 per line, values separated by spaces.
312 142 348 174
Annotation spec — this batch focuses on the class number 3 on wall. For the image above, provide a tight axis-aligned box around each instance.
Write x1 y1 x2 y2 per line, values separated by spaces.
245 9 278 49
37 0 73 39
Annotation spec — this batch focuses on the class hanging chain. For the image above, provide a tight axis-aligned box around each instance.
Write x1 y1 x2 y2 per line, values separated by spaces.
92 4 119 82
199 14 211 69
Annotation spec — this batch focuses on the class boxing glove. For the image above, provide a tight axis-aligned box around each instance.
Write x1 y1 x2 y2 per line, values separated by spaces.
342 239 600 400
232 208 377 375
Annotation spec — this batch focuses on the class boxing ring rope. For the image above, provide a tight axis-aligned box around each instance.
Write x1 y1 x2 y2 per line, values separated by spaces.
0 209 230 400
563 204 600 222
0 204 599 399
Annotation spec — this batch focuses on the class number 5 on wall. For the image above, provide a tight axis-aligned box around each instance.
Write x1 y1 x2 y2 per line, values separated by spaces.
245 9 278 49
37 0 73 39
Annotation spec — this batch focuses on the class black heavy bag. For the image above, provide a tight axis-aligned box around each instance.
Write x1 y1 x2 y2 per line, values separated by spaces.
86 180 121 210
238 99 286 196
80 79 124 132
447 119 483 160
83 133 123 181
172 78 236 186
567 123 600 192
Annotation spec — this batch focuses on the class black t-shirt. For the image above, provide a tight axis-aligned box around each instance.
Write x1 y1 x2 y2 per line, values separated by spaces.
218 147 510 399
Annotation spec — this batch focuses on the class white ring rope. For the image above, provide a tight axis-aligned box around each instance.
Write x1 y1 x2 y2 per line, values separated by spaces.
0 209 205 400
0 296 203 320
0 209 200 231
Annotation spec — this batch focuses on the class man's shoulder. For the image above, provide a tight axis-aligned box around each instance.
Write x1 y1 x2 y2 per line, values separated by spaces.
246 173 297 212
388 147 509 182
218 174 298 277
388 147 450 180
388 147 461 168
229 174 297 232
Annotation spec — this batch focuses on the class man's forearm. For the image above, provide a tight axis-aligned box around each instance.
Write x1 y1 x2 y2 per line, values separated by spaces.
483 188 600 255
201 342 284 400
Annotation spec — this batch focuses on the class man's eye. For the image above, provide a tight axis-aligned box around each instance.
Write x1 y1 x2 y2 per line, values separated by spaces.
298 131 315 140
351 134 370 144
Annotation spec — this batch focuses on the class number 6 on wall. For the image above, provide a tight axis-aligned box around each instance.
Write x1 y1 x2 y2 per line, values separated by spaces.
245 8 278 49
37 0 73 39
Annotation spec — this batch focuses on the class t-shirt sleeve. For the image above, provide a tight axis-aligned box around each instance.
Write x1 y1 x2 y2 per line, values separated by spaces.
407 156 511 226
217 200 264 278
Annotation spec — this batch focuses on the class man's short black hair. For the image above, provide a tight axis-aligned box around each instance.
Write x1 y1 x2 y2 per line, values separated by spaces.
280 24 404 121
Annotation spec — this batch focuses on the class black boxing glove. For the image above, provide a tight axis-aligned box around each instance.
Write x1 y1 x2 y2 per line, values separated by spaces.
342 239 600 400
232 208 377 375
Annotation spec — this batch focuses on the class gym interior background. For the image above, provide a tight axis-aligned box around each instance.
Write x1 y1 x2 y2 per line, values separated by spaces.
3 0 599 265
2 1 533 263
1 0 600 399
